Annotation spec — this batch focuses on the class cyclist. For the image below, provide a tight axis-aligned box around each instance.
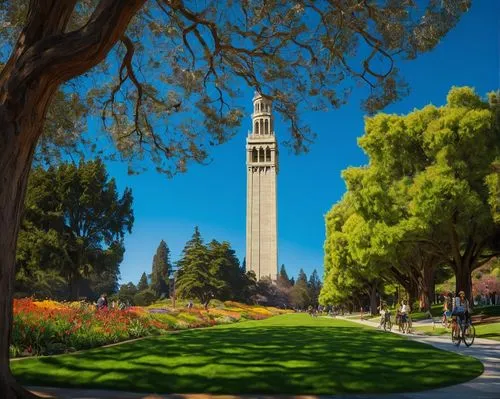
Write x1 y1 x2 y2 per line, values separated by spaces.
399 300 410 332
377 302 390 328
442 295 452 327
452 290 470 336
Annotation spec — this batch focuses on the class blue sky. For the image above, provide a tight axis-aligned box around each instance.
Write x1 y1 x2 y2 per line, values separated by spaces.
104 1 499 286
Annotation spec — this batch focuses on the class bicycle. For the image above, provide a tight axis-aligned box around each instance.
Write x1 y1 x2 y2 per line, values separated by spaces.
441 311 451 328
398 313 411 334
382 312 392 332
451 316 475 347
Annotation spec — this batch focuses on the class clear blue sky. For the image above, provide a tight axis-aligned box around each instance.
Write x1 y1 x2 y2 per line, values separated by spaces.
104 1 499 286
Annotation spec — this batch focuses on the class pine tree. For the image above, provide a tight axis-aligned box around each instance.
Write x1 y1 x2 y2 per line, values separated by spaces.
208 240 241 300
151 240 171 298
290 269 310 309
176 228 227 309
137 272 149 291
277 264 291 288
307 269 322 307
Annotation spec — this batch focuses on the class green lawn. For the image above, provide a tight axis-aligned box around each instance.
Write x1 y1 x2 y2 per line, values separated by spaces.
473 305 500 318
11 314 483 395
415 322 500 341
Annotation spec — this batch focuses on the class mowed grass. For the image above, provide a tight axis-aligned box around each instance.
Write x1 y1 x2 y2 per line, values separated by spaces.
11 314 483 395
415 322 500 341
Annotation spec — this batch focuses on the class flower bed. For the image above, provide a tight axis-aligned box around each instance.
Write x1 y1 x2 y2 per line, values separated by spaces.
11 298 291 358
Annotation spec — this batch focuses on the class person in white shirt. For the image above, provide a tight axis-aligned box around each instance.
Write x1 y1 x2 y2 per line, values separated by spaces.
400 300 409 320
398 300 411 333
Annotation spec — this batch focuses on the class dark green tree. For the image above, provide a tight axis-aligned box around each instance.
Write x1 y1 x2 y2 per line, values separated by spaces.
207 240 242 300
308 269 322 307
176 228 226 309
133 289 156 306
277 264 291 288
16 159 133 300
137 272 149 291
151 240 171 298
116 282 138 305
290 269 310 309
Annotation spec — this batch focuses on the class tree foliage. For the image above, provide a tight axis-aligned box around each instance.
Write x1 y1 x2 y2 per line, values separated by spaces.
151 240 171 297
0 0 472 174
176 228 227 308
16 159 133 299
321 87 500 309
137 272 149 291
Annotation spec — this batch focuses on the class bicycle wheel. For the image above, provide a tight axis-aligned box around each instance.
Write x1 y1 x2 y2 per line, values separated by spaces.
451 326 461 346
464 324 475 347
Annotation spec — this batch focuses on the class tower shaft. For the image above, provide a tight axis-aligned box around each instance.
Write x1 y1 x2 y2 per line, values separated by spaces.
246 93 278 280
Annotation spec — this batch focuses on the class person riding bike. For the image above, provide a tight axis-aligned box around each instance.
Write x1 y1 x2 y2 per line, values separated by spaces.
378 302 390 328
399 300 410 332
452 290 470 336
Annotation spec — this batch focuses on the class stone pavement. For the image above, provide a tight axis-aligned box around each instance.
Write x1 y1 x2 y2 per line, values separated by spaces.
27 316 500 399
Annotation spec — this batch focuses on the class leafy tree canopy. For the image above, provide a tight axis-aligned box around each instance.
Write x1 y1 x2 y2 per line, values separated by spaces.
16 159 133 299
0 0 471 175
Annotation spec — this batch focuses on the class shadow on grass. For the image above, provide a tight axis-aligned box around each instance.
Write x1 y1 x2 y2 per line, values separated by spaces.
11 315 483 395
478 332 500 340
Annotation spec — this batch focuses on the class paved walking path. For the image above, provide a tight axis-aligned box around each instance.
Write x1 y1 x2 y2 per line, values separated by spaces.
27 316 500 399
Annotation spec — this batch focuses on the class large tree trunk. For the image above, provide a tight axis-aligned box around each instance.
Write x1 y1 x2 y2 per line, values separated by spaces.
419 263 436 312
0 1 146 396
369 284 378 315
455 263 473 306
0 115 42 398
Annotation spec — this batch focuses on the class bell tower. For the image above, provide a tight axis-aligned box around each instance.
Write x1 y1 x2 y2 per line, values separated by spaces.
246 92 278 280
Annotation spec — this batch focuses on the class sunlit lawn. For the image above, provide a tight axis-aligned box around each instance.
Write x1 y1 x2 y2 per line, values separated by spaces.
11 314 483 395
415 322 500 342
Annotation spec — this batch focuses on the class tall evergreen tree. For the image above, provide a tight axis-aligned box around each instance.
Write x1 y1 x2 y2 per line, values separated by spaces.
137 272 149 291
176 228 226 309
290 269 310 309
277 264 291 288
208 240 243 300
151 240 171 298
308 269 322 307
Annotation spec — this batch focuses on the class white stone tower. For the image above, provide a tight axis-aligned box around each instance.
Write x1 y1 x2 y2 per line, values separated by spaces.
246 92 278 280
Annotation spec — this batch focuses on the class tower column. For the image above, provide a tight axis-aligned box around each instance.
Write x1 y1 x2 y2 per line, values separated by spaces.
246 92 278 281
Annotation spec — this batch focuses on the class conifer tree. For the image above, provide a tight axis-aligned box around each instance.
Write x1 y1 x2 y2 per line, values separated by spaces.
290 269 310 309
308 269 322 307
277 264 291 288
151 240 171 298
137 272 149 291
176 227 226 309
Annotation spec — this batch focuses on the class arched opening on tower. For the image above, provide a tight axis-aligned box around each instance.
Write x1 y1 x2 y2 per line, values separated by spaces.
260 119 263 134
265 119 269 134
254 121 259 134
259 147 265 162
266 147 271 162
252 148 258 162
